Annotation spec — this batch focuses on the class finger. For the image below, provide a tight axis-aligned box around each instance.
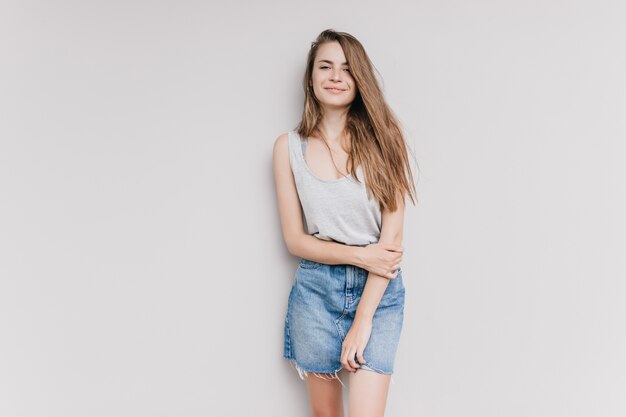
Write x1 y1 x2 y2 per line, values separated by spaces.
340 357 349 372
342 356 355 372
388 266 399 276
344 345 358 371
341 346 355 372
348 349 360 370
357 350 367 366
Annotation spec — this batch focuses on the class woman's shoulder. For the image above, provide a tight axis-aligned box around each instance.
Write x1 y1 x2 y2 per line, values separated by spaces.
273 131 297 166
274 131 291 145
272 131 292 154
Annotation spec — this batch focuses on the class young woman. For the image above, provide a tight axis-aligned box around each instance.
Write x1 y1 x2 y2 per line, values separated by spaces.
272 29 418 417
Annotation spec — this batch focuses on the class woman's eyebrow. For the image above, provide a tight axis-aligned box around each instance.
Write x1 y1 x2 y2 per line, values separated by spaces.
317 59 349 65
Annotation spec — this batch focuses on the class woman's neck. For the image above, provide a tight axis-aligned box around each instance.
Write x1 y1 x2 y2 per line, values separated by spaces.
318 107 349 145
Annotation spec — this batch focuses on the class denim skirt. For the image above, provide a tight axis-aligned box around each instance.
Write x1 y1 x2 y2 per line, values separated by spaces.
283 258 405 380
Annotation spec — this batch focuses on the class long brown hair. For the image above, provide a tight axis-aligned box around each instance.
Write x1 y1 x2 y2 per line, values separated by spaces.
296 29 419 212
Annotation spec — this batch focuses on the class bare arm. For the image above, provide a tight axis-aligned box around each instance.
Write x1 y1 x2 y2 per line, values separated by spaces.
273 132 362 265
272 133 402 277
355 194 405 319
340 192 406 372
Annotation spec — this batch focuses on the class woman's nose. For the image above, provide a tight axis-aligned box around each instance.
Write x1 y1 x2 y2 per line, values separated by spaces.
330 67 342 80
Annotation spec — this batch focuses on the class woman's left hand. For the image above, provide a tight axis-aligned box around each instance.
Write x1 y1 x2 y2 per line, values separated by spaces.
340 316 372 372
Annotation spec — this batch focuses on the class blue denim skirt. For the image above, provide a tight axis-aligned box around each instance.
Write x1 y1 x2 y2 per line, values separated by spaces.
283 258 405 380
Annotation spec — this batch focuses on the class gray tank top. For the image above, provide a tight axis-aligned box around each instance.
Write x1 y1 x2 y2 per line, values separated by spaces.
288 130 382 246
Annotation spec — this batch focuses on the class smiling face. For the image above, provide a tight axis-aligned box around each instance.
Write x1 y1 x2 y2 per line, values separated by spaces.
310 41 357 109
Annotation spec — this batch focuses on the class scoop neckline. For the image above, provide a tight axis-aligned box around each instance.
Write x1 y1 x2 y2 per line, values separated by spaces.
295 131 354 183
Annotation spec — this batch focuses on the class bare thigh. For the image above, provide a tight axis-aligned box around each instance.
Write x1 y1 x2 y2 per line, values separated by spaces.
306 373 344 417
348 369 391 417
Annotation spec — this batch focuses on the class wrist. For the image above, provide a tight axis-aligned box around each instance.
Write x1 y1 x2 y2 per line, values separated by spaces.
355 307 375 322
350 246 365 269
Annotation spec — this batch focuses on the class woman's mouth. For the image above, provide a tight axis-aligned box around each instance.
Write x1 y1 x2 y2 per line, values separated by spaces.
325 87 345 94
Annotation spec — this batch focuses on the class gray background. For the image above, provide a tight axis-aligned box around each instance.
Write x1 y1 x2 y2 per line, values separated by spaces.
1 1 625 416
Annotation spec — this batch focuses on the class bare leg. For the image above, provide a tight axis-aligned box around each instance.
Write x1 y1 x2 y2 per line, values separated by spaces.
347 369 391 417
305 373 345 417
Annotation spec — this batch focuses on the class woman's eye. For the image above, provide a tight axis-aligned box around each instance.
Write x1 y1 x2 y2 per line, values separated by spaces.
318 66 350 73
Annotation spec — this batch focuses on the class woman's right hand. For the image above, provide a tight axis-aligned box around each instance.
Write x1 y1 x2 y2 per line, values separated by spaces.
356 243 404 279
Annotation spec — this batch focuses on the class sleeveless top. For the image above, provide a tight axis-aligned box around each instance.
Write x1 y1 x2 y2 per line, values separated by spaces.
288 130 382 246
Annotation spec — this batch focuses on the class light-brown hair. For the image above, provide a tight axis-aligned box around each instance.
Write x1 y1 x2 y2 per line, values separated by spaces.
296 29 419 212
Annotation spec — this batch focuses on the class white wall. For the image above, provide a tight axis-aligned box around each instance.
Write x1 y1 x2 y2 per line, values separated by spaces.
1 1 625 416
